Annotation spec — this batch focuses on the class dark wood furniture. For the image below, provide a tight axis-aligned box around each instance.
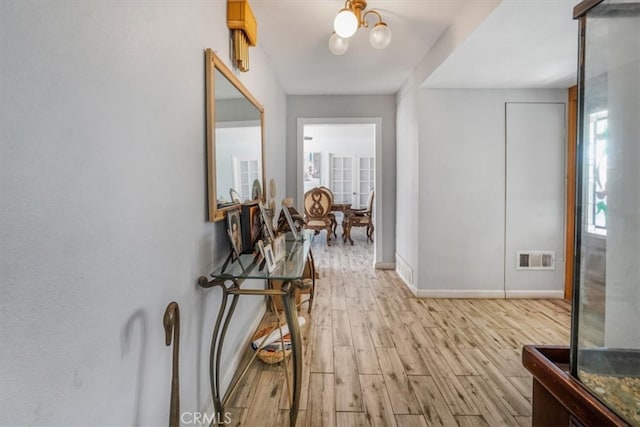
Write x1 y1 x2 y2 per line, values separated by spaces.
318 186 338 235
522 345 630 427
343 190 374 245
303 187 334 245
330 202 351 238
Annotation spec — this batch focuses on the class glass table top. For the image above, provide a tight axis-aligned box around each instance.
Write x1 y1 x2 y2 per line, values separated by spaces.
211 230 313 281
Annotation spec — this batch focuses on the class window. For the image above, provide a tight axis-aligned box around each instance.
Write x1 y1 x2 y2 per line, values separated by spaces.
586 110 608 235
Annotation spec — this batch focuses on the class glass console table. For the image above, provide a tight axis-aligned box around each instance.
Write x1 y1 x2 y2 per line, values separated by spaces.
198 230 314 426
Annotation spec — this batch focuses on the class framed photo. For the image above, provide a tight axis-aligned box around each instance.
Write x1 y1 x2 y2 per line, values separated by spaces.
252 179 263 200
240 202 261 253
249 204 262 246
282 203 299 240
258 200 275 242
257 240 266 259
264 243 276 273
226 207 243 256
273 235 286 261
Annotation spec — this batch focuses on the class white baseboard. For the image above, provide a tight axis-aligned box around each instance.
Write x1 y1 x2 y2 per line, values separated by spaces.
394 253 417 296
416 289 506 299
395 254 412 284
415 289 565 299
505 290 564 299
199 304 267 425
374 262 395 270
402 281 418 297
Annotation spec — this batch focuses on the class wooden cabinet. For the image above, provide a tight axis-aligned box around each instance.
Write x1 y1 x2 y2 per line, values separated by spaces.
522 346 630 427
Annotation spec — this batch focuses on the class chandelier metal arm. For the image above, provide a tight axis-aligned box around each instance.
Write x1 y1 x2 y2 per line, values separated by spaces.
361 9 383 28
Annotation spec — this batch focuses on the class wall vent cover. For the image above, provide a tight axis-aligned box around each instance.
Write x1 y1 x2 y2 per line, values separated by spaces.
516 251 556 270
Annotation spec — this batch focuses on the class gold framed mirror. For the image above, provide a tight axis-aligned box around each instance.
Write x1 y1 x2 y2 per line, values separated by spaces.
205 48 265 222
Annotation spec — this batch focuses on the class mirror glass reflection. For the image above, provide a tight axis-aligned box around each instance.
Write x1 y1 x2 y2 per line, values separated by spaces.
214 69 263 207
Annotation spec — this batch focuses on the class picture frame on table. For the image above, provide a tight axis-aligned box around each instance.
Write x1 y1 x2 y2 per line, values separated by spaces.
226 207 243 256
249 204 262 247
282 203 299 240
257 240 266 259
273 235 286 261
258 200 275 242
264 242 276 273
255 239 266 271
240 202 261 254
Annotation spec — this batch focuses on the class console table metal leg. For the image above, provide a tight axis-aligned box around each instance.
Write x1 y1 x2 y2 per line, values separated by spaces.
199 262 309 426
282 280 302 426
207 280 240 424
307 252 316 312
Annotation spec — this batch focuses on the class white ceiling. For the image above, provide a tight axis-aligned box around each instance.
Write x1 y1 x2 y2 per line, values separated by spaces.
251 0 468 95
250 0 579 95
423 0 578 89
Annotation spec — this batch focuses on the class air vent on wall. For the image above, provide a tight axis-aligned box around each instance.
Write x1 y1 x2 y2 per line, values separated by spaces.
516 251 556 270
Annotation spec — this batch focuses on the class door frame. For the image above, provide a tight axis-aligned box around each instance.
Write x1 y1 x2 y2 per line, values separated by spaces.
297 117 383 266
565 86 578 299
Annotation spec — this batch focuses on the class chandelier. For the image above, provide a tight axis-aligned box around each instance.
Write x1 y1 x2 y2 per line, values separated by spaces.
329 0 392 55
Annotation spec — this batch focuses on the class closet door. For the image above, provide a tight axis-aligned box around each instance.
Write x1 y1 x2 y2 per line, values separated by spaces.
505 102 566 296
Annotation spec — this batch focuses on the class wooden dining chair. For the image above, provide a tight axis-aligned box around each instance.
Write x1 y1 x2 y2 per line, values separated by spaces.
318 186 338 237
344 189 374 245
303 187 334 246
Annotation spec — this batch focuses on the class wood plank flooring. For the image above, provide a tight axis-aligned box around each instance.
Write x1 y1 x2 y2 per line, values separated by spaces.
226 229 571 426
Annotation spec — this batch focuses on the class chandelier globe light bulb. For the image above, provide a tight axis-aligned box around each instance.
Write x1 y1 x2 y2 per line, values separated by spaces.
369 22 392 49
329 32 350 55
334 8 358 38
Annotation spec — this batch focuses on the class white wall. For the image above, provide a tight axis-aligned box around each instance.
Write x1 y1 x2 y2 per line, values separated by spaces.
505 102 566 296
414 89 566 297
0 1 286 425
286 96 397 266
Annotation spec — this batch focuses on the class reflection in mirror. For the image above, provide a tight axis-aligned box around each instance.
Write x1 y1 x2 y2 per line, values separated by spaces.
205 49 264 222
215 70 261 204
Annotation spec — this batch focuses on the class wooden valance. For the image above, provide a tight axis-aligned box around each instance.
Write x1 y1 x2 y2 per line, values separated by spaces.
227 0 257 72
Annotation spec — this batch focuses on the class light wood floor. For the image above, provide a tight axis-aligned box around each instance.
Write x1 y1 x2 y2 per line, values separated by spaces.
226 229 572 427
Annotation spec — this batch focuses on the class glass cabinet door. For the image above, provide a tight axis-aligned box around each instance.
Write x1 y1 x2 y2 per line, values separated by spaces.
572 1 640 425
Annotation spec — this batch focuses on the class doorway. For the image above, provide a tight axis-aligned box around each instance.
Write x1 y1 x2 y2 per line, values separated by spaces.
303 123 375 208
297 118 382 265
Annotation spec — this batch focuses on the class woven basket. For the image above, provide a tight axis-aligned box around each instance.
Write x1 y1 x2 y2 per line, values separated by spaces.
252 324 292 364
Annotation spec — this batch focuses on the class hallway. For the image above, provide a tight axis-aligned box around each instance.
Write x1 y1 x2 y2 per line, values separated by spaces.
226 230 571 426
